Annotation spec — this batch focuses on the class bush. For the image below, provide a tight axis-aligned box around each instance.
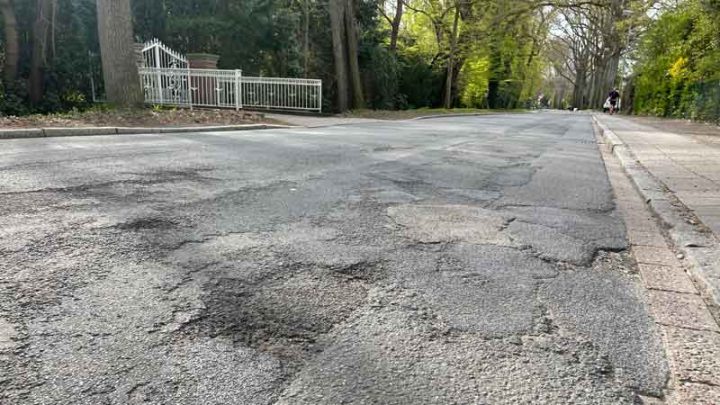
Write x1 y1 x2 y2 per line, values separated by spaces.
397 54 443 109
0 82 31 117
361 45 400 110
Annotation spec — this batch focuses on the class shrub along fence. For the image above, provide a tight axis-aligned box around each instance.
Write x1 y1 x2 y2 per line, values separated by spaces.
633 78 720 124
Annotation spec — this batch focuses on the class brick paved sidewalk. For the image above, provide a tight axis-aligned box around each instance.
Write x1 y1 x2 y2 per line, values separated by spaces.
599 115 720 238
597 129 720 404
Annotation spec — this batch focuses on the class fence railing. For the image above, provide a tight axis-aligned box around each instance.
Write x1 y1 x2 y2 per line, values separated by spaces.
138 67 322 112
240 76 322 111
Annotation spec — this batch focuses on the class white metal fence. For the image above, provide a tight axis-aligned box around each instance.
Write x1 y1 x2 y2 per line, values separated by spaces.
241 76 322 111
136 39 321 112
139 68 322 112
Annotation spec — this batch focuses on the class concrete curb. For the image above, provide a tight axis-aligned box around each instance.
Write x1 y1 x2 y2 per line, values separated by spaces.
0 124 291 140
43 127 119 137
412 113 493 120
411 111 533 121
0 128 44 139
593 114 720 313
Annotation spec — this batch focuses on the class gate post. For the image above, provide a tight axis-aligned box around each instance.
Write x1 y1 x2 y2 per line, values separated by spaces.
235 70 242 111
153 45 164 104
187 53 219 106
318 81 322 112
187 68 193 110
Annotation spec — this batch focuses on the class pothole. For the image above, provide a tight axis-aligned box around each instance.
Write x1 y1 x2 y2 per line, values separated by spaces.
115 217 177 231
387 204 515 245
592 250 637 276
328 260 386 282
186 264 374 365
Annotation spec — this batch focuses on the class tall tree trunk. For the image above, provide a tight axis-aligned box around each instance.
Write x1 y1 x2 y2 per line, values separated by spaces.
0 0 19 87
329 0 349 111
302 0 310 77
97 0 143 107
592 0 622 108
344 0 364 109
50 0 56 58
587 66 597 108
487 45 500 110
30 0 52 104
602 51 621 103
573 66 585 109
591 58 607 108
622 75 635 114
389 0 403 52
443 5 460 109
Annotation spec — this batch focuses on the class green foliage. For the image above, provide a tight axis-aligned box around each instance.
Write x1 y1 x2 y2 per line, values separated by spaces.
460 56 490 108
361 45 400 109
633 0 720 122
1 0 97 116
0 80 31 116
1 0 555 115
398 54 444 109
135 0 304 77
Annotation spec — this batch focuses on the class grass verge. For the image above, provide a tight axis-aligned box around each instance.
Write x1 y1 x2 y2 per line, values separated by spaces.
341 108 529 120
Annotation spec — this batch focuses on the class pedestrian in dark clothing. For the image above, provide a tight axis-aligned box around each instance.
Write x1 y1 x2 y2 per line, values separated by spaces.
608 88 620 114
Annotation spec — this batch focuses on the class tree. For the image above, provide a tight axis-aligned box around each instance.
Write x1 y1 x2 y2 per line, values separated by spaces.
329 0 365 111
96 0 143 107
302 0 311 75
401 0 466 108
0 0 19 87
29 0 54 104
3 0 591 115
344 0 365 108
377 0 404 52
546 0 654 109
443 5 460 108
632 0 720 121
329 0 350 111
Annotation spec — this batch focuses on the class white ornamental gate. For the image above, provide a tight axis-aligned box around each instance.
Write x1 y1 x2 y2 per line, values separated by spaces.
138 39 322 112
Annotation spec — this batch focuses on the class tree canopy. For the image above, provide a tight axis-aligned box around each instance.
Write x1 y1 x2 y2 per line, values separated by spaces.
630 0 720 121
0 0 718 118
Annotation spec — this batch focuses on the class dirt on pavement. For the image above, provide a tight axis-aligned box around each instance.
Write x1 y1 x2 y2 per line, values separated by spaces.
0 108 280 129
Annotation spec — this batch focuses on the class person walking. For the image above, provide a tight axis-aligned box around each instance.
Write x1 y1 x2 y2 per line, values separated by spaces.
608 88 620 114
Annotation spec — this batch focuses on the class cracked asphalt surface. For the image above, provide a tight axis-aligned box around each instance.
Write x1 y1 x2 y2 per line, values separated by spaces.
0 112 668 404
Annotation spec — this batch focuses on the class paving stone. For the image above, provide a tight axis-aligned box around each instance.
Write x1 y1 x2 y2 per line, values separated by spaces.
616 199 645 212
662 326 720 386
647 290 720 332
677 191 720 200
697 214 720 235
664 177 717 193
612 180 639 193
628 231 667 248
690 202 720 210
669 382 720 405
619 204 656 219
599 117 720 405
637 395 665 405
624 217 661 234
612 182 642 196
634 246 681 266
638 264 698 294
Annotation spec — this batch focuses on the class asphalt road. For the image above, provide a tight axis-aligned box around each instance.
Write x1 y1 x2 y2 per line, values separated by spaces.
0 112 668 404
